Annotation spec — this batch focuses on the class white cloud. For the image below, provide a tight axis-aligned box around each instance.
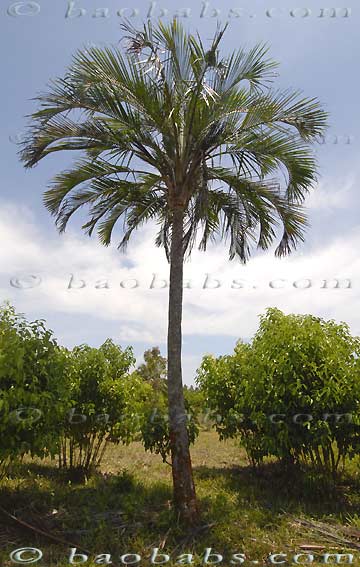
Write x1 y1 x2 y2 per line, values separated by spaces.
306 175 355 210
0 198 359 357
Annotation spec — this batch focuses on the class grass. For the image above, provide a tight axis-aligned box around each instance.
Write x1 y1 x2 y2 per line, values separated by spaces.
1 431 360 566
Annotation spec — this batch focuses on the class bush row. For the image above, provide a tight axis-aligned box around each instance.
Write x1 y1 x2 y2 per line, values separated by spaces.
0 302 197 479
2 302 360 480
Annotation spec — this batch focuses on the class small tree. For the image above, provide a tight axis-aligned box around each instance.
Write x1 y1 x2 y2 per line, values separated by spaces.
0 302 70 478
59 339 146 478
141 391 199 465
248 308 360 473
196 341 258 462
137 346 167 392
136 347 199 462
197 309 360 474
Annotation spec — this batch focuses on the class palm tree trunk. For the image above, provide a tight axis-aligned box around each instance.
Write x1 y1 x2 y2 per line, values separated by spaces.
167 206 199 525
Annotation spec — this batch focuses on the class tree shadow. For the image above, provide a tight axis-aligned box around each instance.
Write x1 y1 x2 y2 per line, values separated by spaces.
0 466 175 558
1 460 360 562
194 460 360 517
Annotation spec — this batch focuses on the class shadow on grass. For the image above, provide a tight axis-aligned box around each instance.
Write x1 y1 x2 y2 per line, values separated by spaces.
179 461 360 555
1 459 360 562
0 465 176 557
194 459 360 517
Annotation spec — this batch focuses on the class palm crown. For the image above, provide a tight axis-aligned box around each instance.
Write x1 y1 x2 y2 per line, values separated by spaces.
20 19 327 262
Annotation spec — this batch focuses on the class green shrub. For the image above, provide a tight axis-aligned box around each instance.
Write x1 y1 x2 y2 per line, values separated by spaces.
0 302 70 477
59 339 147 477
197 308 360 474
140 392 199 464
134 346 200 462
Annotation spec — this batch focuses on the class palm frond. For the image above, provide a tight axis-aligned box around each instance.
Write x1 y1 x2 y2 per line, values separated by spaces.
19 19 327 264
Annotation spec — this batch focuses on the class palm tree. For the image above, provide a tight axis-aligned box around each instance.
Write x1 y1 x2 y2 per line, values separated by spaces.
20 19 327 524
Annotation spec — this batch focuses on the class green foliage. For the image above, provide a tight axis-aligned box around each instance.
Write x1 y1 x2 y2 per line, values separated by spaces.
134 347 199 462
183 385 207 423
140 392 199 464
59 339 147 477
20 20 327 264
197 308 360 473
183 383 220 431
0 302 70 477
136 346 167 392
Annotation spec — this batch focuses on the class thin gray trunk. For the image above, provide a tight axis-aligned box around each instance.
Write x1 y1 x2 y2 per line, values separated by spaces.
167 206 199 525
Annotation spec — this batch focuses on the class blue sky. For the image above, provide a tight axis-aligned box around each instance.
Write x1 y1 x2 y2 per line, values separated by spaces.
0 0 359 383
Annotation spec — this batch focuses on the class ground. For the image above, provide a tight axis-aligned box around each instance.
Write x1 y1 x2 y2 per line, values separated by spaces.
1 431 360 566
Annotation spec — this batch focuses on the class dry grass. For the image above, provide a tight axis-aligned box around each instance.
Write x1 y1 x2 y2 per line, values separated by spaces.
0 431 360 566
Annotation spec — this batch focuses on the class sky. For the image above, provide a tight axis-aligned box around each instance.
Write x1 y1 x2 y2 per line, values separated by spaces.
0 0 359 384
